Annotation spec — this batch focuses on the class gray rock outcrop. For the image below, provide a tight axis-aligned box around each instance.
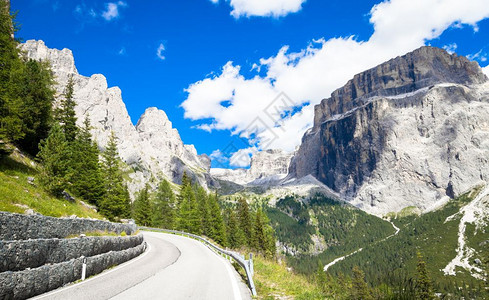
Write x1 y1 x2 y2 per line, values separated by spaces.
20 40 211 195
289 46 489 215
211 149 293 185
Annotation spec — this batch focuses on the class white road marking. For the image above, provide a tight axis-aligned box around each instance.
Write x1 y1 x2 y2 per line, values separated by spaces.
204 243 243 300
221 255 243 300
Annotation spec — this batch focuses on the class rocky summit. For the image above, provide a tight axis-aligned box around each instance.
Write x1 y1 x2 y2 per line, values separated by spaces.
289 46 489 215
20 40 213 196
211 149 294 186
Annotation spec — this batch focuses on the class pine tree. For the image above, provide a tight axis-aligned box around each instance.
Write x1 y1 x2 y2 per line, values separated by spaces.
415 251 435 300
263 214 277 258
351 266 373 300
176 173 201 234
55 74 77 143
208 192 227 246
0 0 22 157
0 2 54 158
177 171 191 205
252 208 276 258
12 59 55 155
100 132 130 221
152 178 176 229
237 197 253 247
195 186 210 236
225 208 245 249
176 172 191 230
70 117 105 205
253 208 267 252
187 186 202 234
133 184 152 226
37 123 69 197
177 188 191 231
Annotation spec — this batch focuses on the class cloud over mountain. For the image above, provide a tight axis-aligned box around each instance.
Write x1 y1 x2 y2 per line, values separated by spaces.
184 0 489 165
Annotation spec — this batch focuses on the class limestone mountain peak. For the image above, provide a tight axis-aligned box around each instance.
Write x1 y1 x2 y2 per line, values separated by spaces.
290 46 489 215
20 40 212 196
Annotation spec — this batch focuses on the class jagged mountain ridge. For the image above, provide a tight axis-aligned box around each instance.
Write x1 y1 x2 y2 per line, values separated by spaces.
289 46 489 215
20 40 213 195
211 149 294 186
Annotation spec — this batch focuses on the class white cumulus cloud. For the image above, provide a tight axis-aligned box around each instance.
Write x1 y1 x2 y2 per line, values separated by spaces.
229 147 255 167
467 49 488 62
102 1 127 21
443 43 458 54
156 43 166 60
188 0 489 166
483 65 489 78
228 0 307 18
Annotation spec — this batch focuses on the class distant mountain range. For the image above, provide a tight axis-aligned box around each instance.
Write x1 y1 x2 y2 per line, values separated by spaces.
23 40 489 218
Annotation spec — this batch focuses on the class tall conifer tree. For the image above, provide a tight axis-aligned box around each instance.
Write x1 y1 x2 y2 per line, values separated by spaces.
0 0 21 156
55 75 77 143
133 184 152 226
195 186 210 235
415 251 435 300
0 2 54 157
351 266 373 300
225 208 245 249
237 197 253 247
152 178 176 229
100 132 130 220
208 192 227 246
71 117 105 205
37 123 69 197
12 59 54 155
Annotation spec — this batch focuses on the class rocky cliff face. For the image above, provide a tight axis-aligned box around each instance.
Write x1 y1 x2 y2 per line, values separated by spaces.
249 149 293 179
290 46 489 215
211 149 293 186
20 40 212 195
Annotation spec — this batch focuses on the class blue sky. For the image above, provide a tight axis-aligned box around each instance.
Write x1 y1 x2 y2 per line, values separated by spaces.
12 0 489 168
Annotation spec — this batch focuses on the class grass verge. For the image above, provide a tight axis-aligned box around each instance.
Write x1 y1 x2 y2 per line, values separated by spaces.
253 256 324 299
0 150 102 219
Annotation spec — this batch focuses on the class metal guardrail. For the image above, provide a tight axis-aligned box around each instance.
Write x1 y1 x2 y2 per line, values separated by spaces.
140 226 257 296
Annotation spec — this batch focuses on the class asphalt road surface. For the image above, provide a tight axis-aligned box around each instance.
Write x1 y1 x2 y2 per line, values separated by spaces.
33 231 252 300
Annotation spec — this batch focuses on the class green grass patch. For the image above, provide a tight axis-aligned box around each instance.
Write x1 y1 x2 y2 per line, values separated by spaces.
385 206 420 219
253 256 324 300
0 152 102 219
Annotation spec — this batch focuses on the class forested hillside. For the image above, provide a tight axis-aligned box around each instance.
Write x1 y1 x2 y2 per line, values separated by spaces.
266 194 395 272
323 188 489 298
266 189 489 299
132 172 276 256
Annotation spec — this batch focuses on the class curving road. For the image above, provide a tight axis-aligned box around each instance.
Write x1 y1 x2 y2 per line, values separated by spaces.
33 231 251 300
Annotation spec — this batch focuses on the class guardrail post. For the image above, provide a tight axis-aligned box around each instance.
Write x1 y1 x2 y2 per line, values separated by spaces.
248 253 253 277
81 256 87 281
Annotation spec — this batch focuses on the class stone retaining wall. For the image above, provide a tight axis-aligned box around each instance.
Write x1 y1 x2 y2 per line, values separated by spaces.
0 243 146 300
0 234 143 272
0 212 145 299
0 212 137 240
